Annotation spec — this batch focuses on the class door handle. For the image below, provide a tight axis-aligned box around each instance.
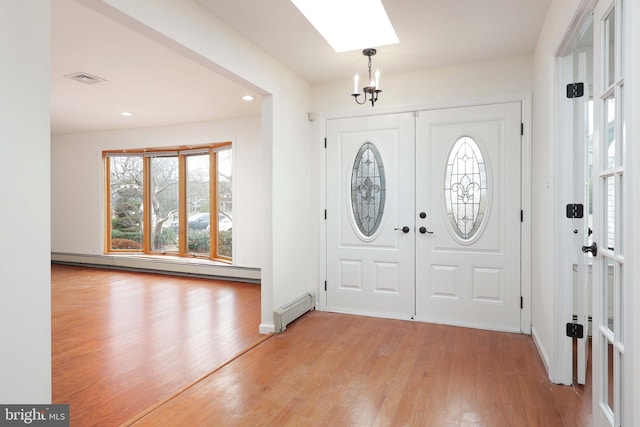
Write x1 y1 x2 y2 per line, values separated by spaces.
581 242 597 256
394 226 410 233
419 226 433 234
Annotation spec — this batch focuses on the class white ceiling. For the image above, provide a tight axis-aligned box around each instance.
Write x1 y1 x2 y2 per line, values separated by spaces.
51 0 551 135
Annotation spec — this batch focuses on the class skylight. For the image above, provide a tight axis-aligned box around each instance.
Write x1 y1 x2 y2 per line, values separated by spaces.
290 0 399 53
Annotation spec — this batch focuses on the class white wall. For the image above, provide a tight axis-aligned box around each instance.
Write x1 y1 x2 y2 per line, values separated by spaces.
0 1 51 403
51 116 262 268
79 0 312 332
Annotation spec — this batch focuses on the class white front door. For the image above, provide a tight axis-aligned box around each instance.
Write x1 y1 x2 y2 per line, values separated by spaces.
326 104 522 332
326 113 415 319
414 103 522 332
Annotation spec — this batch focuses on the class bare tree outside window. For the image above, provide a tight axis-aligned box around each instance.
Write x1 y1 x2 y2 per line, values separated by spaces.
109 156 143 250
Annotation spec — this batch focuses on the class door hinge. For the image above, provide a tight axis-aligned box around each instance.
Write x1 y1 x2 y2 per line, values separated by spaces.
520 296 523 309
324 280 327 291
566 82 585 98
324 209 327 220
521 123 524 136
521 210 524 222
566 203 584 219
566 322 584 339
324 137 327 148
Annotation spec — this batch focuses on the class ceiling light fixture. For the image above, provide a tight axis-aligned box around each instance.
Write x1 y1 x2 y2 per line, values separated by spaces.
352 48 381 107
242 95 254 101
120 111 133 117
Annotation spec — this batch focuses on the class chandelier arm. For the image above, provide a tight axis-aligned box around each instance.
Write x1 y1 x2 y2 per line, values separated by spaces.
352 93 368 105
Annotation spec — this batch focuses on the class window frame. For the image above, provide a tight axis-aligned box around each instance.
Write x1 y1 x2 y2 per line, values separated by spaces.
104 142 232 262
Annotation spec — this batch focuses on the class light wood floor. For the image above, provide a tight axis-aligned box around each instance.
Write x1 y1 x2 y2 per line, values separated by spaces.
51 264 263 426
52 265 591 426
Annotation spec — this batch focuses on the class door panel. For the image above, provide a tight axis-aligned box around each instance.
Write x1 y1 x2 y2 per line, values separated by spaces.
326 113 415 319
415 103 522 332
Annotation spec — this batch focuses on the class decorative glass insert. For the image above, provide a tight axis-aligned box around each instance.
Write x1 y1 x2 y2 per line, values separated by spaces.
445 136 488 240
351 142 386 237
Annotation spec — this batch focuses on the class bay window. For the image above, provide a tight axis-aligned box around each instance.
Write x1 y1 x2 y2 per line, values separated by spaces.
105 143 232 262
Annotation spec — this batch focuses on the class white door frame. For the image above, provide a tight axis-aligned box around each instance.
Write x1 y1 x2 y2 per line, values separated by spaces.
318 95 532 334
551 0 598 386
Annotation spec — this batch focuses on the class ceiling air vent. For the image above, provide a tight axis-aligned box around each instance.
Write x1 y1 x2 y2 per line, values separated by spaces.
65 72 107 85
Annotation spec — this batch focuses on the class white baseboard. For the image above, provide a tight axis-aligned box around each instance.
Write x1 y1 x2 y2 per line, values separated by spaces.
259 323 275 334
51 252 260 283
531 325 551 377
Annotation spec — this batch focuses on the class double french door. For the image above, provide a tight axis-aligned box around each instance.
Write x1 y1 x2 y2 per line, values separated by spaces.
326 102 522 332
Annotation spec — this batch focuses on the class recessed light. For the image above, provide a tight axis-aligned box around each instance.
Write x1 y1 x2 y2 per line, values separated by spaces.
121 112 133 117
242 95 254 101
291 0 398 52
66 72 107 85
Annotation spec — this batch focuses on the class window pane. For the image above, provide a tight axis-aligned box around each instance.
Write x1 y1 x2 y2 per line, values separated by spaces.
605 95 616 169
187 154 210 255
605 258 615 333
620 86 625 167
350 142 386 238
217 149 233 257
604 11 615 87
109 156 143 250
445 136 488 241
605 176 615 251
150 156 179 253
606 341 614 413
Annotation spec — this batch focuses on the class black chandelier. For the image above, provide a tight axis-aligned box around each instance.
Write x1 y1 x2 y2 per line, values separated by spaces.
352 48 381 107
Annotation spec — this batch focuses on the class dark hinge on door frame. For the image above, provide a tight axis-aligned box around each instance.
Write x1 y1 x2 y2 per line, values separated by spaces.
324 280 327 291
521 210 524 222
566 82 585 98
521 122 524 136
521 296 523 309
324 137 327 148
324 209 327 220
566 322 584 339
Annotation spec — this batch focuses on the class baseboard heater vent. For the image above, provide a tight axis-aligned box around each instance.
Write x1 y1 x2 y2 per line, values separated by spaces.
273 293 315 332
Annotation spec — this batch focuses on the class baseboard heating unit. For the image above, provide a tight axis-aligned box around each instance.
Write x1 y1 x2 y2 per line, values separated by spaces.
273 293 315 332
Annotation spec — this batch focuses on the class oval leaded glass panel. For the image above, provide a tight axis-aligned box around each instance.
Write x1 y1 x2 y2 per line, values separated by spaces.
351 142 386 237
444 136 488 241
